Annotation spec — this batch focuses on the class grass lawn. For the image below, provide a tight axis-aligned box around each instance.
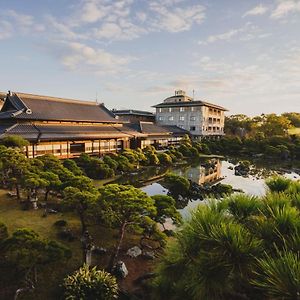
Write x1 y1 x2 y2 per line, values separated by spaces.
0 189 156 299
289 127 300 135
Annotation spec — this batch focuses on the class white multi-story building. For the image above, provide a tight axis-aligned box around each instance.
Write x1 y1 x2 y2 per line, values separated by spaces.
153 90 227 138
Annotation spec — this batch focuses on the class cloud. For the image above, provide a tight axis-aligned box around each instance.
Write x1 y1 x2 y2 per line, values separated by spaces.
271 0 300 19
149 2 205 32
0 20 13 40
198 22 266 45
243 4 268 17
53 41 134 74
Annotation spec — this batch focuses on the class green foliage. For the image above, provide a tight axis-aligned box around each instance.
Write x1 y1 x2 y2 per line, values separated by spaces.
0 135 29 148
98 184 156 227
163 173 190 196
63 159 83 176
63 264 118 300
114 154 134 172
63 186 98 233
2 228 71 270
103 155 119 171
76 154 114 179
266 176 292 192
252 250 300 299
151 195 182 226
157 153 173 165
147 152 160 165
154 186 300 300
283 112 300 127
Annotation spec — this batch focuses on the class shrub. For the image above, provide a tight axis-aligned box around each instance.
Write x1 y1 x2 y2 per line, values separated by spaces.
114 155 134 172
157 153 173 165
163 173 190 196
63 264 118 300
54 219 68 227
266 176 292 192
103 155 119 171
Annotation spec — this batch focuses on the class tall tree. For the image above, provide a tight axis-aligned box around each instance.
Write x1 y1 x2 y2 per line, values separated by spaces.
97 184 156 270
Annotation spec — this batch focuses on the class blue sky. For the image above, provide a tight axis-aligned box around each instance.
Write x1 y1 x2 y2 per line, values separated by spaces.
0 0 299 115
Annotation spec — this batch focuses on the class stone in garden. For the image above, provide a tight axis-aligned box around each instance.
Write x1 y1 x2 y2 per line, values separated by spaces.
92 247 107 255
127 246 142 258
113 261 128 278
142 251 155 260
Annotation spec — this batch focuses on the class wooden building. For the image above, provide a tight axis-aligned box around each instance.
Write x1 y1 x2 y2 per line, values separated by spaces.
0 92 143 158
0 92 188 158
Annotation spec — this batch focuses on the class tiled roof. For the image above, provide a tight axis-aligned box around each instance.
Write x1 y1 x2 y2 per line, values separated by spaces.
152 100 227 111
0 92 119 123
161 125 189 135
125 121 187 136
112 109 155 117
0 123 140 142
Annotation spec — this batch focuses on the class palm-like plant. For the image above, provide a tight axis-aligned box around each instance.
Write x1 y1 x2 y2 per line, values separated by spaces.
154 178 300 300
252 250 300 300
266 176 292 192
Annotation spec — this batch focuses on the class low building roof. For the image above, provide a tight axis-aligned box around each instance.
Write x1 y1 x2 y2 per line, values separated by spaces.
126 121 188 136
112 109 155 117
0 92 119 123
153 100 228 111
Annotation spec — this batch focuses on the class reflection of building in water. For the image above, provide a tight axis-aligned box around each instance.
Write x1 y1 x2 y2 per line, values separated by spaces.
185 159 222 185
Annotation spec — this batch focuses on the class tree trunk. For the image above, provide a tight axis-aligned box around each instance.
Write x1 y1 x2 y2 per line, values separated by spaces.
44 190 49 202
108 221 127 271
79 211 87 234
15 183 21 201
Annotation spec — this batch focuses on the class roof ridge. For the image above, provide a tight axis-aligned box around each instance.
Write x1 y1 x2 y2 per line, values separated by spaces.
15 92 101 106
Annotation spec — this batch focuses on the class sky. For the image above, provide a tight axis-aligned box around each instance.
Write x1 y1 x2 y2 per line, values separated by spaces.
0 0 299 116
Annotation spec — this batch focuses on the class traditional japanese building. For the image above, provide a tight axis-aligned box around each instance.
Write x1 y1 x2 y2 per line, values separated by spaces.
0 91 143 158
153 90 228 138
112 109 155 123
126 121 188 149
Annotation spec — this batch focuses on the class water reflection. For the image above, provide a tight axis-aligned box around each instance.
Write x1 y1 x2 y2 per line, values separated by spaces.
175 159 222 186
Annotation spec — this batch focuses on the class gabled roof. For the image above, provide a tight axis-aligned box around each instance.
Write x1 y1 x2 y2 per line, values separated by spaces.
152 100 228 111
0 92 119 123
112 109 155 117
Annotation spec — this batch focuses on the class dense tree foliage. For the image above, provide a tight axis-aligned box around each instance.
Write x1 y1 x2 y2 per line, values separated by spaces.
0 227 71 298
154 178 300 300
0 135 29 148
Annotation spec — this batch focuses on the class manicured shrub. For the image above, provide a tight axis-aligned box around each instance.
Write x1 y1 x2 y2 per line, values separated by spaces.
163 173 190 196
157 153 173 165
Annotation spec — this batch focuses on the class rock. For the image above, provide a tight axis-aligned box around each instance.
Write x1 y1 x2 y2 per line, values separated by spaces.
92 246 107 255
142 251 155 260
113 261 128 278
127 246 142 258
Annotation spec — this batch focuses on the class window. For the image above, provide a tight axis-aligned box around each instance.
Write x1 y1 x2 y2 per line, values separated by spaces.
179 116 185 121
158 116 164 121
190 116 196 121
158 108 162 113
168 108 172 112
180 107 185 112
190 126 196 131
168 116 174 121
191 107 194 112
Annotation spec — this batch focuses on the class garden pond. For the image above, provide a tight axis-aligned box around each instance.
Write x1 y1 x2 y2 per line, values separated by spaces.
96 157 300 218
